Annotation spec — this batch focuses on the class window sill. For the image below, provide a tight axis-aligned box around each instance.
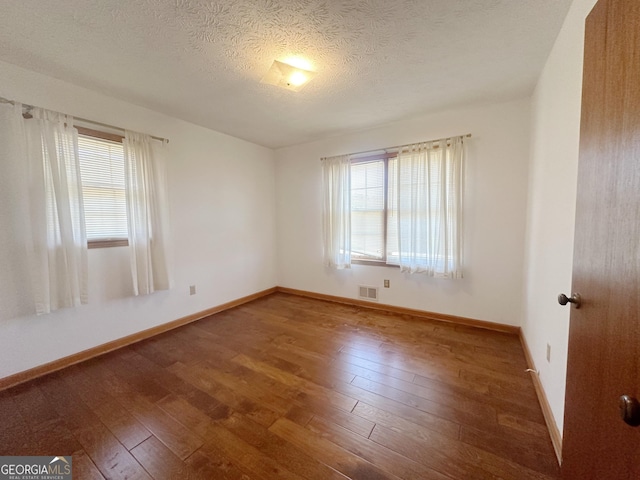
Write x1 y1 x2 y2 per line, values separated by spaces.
351 259 399 268
88 239 129 249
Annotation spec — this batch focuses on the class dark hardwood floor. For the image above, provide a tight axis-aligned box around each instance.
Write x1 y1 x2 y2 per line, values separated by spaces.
0 292 560 479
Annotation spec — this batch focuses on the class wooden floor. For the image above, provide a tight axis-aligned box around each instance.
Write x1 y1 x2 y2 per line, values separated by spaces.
0 293 560 479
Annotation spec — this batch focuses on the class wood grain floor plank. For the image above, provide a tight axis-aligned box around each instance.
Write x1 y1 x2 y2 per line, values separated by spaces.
73 449 106 480
36 375 151 480
334 381 462 439
98 374 203 460
280 391 377 439
0 392 32 455
9 382 61 432
332 351 416 383
156 395 253 480
232 353 358 412
11 420 82 457
72 426 152 480
369 423 500 480
168 361 281 428
130 435 201 480
0 420 31 455
368 369 546 434
0 292 559 479
221 411 350 480
269 417 400 480
178 359 293 415
130 336 182 368
460 424 560 476
350 374 497 424
459 368 538 398
156 394 306 480
497 412 550 438
306 414 451 480
63 365 152 451
271 333 339 364
353 402 555 480
184 448 252 480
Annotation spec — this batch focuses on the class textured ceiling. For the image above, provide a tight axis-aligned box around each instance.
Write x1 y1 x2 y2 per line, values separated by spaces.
0 0 572 148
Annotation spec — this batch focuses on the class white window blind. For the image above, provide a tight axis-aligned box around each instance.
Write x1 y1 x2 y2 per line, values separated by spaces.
77 134 128 241
351 160 385 261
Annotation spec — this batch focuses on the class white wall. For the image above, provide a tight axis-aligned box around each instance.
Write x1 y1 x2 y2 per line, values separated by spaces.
275 99 531 326
0 61 277 379
522 0 597 436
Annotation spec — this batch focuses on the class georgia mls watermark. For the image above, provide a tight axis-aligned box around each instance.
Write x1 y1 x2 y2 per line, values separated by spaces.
0 456 72 480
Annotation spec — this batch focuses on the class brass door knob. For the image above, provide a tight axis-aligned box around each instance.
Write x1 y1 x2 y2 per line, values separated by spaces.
619 395 640 427
558 293 581 309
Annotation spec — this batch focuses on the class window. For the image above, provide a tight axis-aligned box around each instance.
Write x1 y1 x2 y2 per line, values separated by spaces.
349 138 465 277
351 159 386 262
76 128 128 248
351 154 405 265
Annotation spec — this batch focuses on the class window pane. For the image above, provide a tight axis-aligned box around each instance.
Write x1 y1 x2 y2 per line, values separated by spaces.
351 160 384 260
78 135 128 240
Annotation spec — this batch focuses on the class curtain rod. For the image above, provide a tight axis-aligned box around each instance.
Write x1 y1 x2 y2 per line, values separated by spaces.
0 96 169 143
322 133 472 161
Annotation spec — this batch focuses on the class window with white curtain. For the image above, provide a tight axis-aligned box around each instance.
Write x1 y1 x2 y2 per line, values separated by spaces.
0 98 172 314
77 129 129 247
345 136 465 278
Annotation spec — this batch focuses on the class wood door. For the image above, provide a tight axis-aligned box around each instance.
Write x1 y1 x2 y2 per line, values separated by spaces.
561 0 640 478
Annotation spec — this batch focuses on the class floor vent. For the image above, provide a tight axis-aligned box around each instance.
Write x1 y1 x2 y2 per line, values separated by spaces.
358 285 379 302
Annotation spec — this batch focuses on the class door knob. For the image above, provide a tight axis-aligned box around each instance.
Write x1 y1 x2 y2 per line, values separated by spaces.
558 293 581 308
619 395 640 426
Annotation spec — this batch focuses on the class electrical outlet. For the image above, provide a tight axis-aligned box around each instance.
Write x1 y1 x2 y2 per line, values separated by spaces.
189 285 196 296
546 343 551 363
384 279 390 288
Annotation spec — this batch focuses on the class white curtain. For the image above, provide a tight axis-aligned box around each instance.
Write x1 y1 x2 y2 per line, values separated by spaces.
0 103 34 319
123 131 171 295
321 154 351 269
388 136 465 278
25 107 89 313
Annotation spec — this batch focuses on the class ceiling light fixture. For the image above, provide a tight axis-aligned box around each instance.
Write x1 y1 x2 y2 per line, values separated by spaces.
260 59 316 92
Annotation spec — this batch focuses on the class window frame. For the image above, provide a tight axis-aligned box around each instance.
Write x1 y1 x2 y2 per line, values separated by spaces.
350 152 398 268
76 126 129 249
